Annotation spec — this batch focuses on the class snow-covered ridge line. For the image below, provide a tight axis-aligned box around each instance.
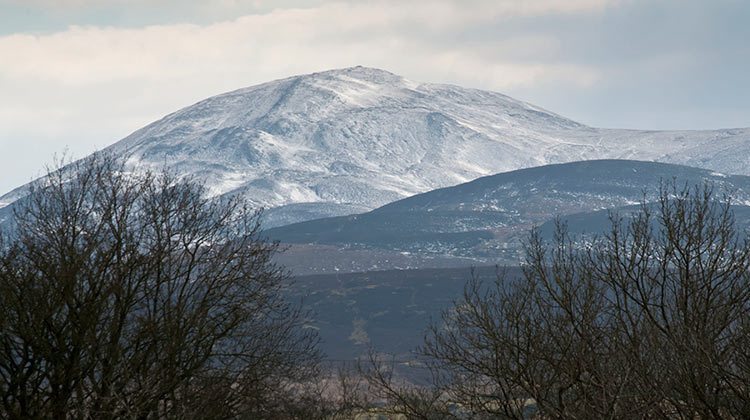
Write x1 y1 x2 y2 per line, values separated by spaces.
3 66 749 227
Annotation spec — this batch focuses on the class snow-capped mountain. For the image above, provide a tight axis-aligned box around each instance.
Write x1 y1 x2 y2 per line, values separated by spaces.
2 66 749 226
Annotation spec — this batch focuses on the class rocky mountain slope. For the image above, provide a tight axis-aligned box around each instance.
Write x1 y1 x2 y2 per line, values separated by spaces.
3 67 749 226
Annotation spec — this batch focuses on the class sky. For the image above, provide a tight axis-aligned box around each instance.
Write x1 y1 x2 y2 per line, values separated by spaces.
1 0 749 195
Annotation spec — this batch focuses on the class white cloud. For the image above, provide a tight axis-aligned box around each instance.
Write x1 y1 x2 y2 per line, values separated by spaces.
0 0 618 194
7 0 619 15
0 1 607 85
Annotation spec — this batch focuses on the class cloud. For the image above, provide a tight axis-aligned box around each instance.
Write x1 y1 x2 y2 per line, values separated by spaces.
0 1 602 170
2 0 748 195
0 0 614 194
6 0 618 15
0 1 607 86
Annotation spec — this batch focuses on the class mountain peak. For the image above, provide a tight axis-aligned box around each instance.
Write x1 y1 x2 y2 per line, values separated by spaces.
3 68 749 226
308 65 405 82
106 67 586 218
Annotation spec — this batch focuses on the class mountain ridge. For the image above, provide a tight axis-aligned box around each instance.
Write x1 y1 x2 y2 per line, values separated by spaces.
2 67 749 226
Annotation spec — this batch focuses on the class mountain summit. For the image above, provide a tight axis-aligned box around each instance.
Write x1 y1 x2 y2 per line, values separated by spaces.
3 67 749 225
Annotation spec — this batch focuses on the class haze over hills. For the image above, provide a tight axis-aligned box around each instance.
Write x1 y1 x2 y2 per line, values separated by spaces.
267 160 750 274
2 66 749 227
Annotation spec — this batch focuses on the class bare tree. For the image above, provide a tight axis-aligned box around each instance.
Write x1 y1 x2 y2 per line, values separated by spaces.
373 182 750 419
594 183 750 418
360 349 454 419
0 154 320 419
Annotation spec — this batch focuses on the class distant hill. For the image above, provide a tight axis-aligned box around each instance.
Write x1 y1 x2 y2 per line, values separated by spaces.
268 160 750 274
537 202 750 239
